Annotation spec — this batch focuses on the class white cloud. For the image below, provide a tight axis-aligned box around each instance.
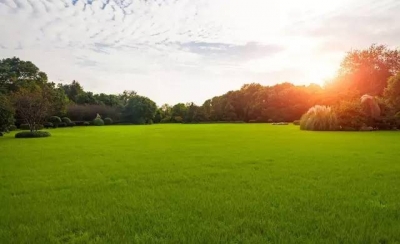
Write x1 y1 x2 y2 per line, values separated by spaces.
0 0 399 105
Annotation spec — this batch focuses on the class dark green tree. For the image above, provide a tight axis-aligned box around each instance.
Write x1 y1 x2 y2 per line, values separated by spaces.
123 96 157 124
0 94 14 132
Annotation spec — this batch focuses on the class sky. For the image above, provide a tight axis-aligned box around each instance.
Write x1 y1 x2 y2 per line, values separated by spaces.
0 0 399 105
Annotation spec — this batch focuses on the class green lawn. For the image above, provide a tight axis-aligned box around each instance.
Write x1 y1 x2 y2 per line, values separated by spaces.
1 124 400 243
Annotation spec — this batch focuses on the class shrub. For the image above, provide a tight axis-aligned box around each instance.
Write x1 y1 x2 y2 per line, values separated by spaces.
293 120 300 125
44 122 53 129
83 121 90 126
300 105 338 131
8 125 17 131
58 122 67 128
93 118 104 126
67 104 120 122
334 100 366 130
160 117 171 123
174 116 183 123
49 116 62 124
268 119 273 123
62 117 72 124
67 122 76 127
0 132 3 136
104 117 113 125
146 119 153 125
15 131 51 138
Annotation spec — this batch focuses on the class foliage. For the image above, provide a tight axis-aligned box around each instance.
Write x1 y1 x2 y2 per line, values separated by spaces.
8 125 17 131
0 57 48 93
67 104 120 122
58 122 67 128
0 94 14 132
123 95 157 124
49 116 62 124
13 87 51 132
383 73 400 115
104 117 113 125
83 121 90 126
334 99 366 130
44 122 53 129
2 46 400 128
330 45 400 96
67 122 76 127
93 118 105 126
15 131 51 138
300 105 338 131
293 120 300 125
360 94 381 119
62 117 72 124
173 116 183 123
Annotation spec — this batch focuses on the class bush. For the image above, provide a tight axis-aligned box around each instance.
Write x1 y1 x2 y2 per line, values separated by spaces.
62 117 72 124
160 117 171 123
8 125 17 131
334 100 366 130
83 121 90 126
58 122 67 128
268 119 273 123
300 105 338 131
44 122 53 129
0 132 3 136
15 131 51 138
146 119 153 125
93 118 104 126
67 122 76 127
104 117 113 125
293 120 300 125
49 116 62 124
173 116 183 123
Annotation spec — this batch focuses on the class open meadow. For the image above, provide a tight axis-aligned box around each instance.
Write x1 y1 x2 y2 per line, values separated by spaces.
1 124 400 243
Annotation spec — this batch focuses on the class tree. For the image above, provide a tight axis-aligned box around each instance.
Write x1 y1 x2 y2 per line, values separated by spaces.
119 90 137 106
0 94 14 132
383 73 400 115
59 80 84 103
0 57 48 93
45 82 69 115
13 87 51 132
123 95 157 124
171 103 188 122
330 45 400 96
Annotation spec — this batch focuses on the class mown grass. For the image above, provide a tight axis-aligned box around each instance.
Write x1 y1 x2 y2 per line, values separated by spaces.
1 124 400 243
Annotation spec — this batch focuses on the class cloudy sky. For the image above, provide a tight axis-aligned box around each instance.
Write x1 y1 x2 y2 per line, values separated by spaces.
0 0 399 105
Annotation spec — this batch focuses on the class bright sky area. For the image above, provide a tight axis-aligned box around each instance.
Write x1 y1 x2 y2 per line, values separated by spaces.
0 0 399 105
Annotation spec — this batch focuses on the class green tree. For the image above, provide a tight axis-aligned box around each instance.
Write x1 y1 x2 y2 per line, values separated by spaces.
59 80 84 103
0 94 14 132
0 57 48 93
330 45 400 96
171 103 188 122
123 96 157 124
383 73 400 115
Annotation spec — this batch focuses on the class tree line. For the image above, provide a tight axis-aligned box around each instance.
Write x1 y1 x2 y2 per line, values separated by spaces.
1 44 400 133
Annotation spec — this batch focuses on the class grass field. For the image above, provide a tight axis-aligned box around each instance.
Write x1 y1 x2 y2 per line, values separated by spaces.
1 124 400 243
